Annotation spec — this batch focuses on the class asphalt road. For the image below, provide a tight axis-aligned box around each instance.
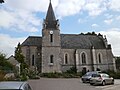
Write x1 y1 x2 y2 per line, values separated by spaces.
28 78 120 90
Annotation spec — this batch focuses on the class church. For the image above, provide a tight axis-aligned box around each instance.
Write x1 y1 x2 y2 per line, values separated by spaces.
21 1 116 73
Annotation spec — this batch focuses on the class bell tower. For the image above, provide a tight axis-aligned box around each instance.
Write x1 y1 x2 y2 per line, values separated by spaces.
42 0 61 73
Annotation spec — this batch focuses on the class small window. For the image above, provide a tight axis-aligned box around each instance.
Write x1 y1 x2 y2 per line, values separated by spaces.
64 53 69 64
98 53 102 63
50 55 54 63
50 34 53 42
32 55 34 66
65 54 68 64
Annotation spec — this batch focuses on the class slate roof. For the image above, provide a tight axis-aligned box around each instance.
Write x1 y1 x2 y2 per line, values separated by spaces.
44 1 58 29
21 34 106 49
46 1 56 21
21 36 42 46
61 34 106 49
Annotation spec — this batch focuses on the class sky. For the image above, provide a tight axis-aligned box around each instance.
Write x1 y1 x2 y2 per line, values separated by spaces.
0 0 120 57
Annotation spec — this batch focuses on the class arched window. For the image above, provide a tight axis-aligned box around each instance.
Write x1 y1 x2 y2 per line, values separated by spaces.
32 55 34 66
64 53 69 64
81 53 86 64
50 55 54 63
98 53 102 63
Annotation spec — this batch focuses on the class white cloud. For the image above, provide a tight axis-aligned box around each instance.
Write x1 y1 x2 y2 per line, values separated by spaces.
104 19 113 25
116 16 120 20
99 28 120 56
109 0 120 11
56 0 85 18
0 9 15 28
84 0 107 16
0 0 42 32
0 34 25 57
6 0 48 12
91 24 99 28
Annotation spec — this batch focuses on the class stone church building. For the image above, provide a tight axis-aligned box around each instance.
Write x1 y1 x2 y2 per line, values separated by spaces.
21 1 116 73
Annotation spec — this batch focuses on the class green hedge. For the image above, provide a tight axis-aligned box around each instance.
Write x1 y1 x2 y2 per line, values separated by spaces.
102 70 120 79
40 72 81 78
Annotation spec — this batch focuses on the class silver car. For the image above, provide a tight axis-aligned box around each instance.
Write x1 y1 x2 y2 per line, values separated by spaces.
0 81 32 90
90 73 114 86
81 71 101 83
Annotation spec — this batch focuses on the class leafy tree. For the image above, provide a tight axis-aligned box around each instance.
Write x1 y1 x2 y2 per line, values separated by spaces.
0 53 14 72
0 0 4 3
15 43 24 63
15 43 28 74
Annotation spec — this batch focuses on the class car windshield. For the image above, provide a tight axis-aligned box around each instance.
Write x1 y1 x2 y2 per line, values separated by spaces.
85 72 97 76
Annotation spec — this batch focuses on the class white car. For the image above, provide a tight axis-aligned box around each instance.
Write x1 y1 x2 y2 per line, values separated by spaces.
90 73 114 86
0 81 32 90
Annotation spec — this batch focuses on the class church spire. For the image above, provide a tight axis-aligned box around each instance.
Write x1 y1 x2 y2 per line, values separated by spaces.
46 0 56 21
43 0 59 29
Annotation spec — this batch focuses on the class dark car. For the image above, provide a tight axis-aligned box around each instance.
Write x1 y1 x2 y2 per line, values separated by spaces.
90 73 114 86
81 71 101 83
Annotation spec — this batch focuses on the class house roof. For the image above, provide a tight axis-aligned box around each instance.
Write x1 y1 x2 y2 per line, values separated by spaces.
21 36 42 46
21 34 107 49
8 55 19 66
61 34 106 49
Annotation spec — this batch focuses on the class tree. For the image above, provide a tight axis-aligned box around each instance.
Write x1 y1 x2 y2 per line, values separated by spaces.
0 53 14 72
15 43 24 63
15 43 28 74
0 0 4 3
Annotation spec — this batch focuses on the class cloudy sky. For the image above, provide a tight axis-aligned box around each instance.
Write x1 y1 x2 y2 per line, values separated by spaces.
0 0 120 57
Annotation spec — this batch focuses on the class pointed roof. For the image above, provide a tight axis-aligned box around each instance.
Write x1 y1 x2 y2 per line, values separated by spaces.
46 1 56 21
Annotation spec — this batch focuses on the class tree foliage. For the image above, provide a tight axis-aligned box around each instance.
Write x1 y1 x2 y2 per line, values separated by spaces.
15 43 24 63
15 43 28 74
0 53 14 71
0 0 4 3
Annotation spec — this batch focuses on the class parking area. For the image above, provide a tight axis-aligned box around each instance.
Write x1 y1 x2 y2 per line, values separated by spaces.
28 78 120 90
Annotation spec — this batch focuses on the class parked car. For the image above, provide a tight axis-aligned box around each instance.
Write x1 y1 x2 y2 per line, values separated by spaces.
81 71 101 83
90 73 114 86
0 81 32 90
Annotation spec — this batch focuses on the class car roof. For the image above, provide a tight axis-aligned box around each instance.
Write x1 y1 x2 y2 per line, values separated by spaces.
86 71 101 74
0 81 27 89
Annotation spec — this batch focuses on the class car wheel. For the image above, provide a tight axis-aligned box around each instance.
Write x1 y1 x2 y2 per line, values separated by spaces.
102 81 106 86
90 83 94 85
82 81 85 83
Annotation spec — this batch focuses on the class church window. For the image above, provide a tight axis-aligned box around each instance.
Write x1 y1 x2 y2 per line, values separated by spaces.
50 34 53 42
50 55 54 63
32 55 35 66
65 54 68 64
98 53 102 63
64 53 69 64
81 53 86 64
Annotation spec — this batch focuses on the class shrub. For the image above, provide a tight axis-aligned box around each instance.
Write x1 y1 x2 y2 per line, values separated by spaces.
102 70 120 79
0 70 5 81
